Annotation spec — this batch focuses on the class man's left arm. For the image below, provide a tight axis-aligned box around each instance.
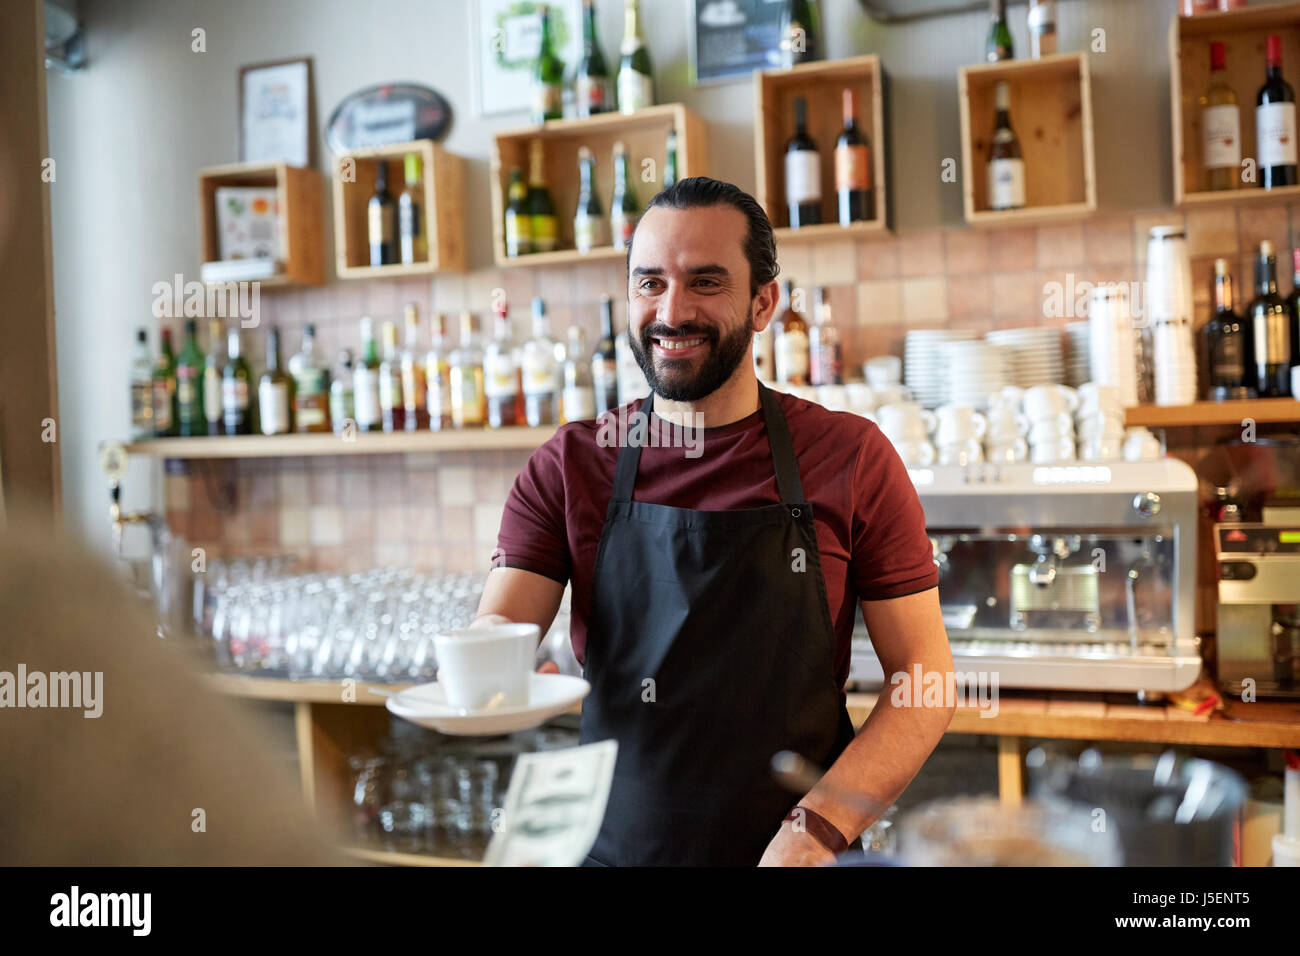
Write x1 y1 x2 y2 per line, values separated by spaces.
758 586 955 866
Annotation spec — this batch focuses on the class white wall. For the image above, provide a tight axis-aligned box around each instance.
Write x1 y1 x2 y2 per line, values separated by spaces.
45 0 1180 552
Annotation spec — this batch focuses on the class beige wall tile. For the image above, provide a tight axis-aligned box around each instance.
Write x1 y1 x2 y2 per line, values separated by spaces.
163 473 190 510
943 229 989 275
279 508 310 546
432 274 467 313
310 506 344 546
991 271 1041 322
855 279 903 325
374 505 407 542
367 279 400 318
440 506 474 544
897 232 945 277
1185 207 1237 257
988 227 1037 272
812 239 857 286
1237 204 1289 259
343 506 373 543
775 240 814 288
1036 224 1086 268
474 502 505 546
947 273 992 320
1084 217 1134 265
374 543 411 567
856 238 899 279
900 277 949 324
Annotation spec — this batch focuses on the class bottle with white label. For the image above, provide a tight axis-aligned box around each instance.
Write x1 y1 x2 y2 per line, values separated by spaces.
785 96 821 228
773 280 811 386
987 80 1025 211
353 317 382 432
523 297 560 426
562 326 597 423
1257 34 1297 190
258 326 293 436
1201 41 1241 192
753 324 776 383
484 300 520 429
615 330 651 402
617 0 653 114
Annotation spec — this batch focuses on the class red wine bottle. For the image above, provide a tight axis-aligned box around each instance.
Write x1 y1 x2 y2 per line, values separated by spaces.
1256 34 1298 190
835 88 873 224
784 96 821 228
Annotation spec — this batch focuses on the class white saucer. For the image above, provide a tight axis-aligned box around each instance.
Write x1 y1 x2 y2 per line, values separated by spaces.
386 673 590 736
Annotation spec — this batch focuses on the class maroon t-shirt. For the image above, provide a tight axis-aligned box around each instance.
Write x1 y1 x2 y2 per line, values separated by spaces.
496 391 938 688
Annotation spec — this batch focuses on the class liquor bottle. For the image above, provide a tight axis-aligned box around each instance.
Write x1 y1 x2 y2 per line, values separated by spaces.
785 97 821 229
836 88 873 224
258 326 293 436
401 303 429 431
378 320 405 433
617 0 654 114
808 287 844 386
527 140 558 254
532 4 565 124
129 329 154 441
615 331 651 401
450 311 487 428
574 146 610 253
664 127 679 189
1247 240 1293 396
354 317 383 432
426 312 453 431
988 81 1025 211
593 295 619 414
175 319 205 437
152 328 178 437
1201 42 1241 192
485 297 521 429
202 319 224 436
330 350 355 434
782 0 820 68
753 324 775 383
563 326 597 423
986 0 1013 62
611 141 640 250
504 168 532 258
1026 0 1056 59
1257 35 1298 190
523 297 560 426
399 153 427 265
1200 259 1254 401
575 0 611 118
773 280 811 386
1289 249 1300 381
221 326 252 436
289 324 331 433
368 160 397 266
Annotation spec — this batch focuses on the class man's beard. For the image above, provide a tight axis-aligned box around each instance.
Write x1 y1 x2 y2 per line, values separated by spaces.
628 306 755 402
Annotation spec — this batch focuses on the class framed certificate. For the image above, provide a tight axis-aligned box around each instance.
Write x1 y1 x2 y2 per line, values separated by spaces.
239 57 314 167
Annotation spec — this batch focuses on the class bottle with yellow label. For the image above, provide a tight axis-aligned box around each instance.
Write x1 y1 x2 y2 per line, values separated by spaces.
449 311 486 428
425 312 453 431
527 139 558 254
400 303 429 430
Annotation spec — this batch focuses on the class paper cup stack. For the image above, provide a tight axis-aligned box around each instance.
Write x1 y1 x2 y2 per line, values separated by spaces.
1145 226 1198 406
1088 282 1140 407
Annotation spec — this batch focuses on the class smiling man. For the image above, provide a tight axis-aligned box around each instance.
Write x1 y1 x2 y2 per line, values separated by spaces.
475 177 954 867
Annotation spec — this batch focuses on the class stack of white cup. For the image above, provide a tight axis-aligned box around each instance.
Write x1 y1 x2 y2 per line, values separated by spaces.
933 404 987 465
1089 282 1140 407
1023 384 1079 462
984 386 1029 462
863 355 913 406
1074 383 1125 460
1146 226 1199 406
877 402 937 468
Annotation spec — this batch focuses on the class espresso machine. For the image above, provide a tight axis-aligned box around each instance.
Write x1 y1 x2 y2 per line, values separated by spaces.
849 459 1202 693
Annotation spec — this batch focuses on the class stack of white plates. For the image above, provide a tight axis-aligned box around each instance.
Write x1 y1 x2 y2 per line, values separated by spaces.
942 339 1010 409
1089 283 1140 407
984 327 1065 388
904 329 977 409
1065 321 1092 387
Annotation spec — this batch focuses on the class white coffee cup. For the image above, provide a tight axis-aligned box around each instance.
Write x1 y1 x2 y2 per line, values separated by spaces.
816 384 849 412
934 405 988 444
1076 383 1121 410
891 438 936 468
1028 415 1075 446
1030 437 1076 463
434 623 538 712
872 383 914 406
864 355 903 388
844 382 877 414
986 406 1029 439
1082 437 1124 460
987 438 1028 462
1023 384 1079 420
937 439 984 466
1122 427 1164 461
1076 413 1126 441
878 402 936 440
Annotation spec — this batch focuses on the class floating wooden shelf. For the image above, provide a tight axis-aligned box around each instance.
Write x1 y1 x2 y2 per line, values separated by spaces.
755 55 890 235
1125 398 1300 428
198 161 325 288
332 139 467 279
124 426 558 459
958 52 1097 227
1171 2 1300 207
490 104 708 269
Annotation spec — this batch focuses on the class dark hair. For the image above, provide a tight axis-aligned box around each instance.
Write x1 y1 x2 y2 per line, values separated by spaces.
628 177 779 297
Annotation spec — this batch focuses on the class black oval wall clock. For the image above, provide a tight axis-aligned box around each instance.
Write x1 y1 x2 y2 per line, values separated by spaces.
326 83 452 153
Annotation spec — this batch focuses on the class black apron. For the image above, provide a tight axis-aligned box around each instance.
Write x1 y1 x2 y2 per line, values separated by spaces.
578 382 856 866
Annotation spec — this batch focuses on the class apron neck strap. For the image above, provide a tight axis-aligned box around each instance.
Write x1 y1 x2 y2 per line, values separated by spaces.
610 383 805 505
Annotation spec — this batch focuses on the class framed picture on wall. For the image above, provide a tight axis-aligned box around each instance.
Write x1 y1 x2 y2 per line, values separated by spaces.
689 0 788 84
472 0 583 116
239 57 314 167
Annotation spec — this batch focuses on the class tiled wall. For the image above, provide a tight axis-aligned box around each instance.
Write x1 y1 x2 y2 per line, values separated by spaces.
162 201 1300 574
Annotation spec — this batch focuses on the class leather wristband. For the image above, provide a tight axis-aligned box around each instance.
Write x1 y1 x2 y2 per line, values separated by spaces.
784 805 849 855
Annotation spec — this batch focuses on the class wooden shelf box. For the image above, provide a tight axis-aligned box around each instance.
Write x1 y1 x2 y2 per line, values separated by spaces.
489 104 708 269
754 54 890 240
331 139 467 280
1171 2 1300 208
958 52 1097 227
198 162 325 288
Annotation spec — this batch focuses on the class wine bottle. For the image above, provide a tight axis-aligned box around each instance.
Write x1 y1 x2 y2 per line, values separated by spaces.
574 146 610 253
129 329 154 441
485 297 520 429
449 311 487 429
368 160 397 266
575 0 611 118
1256 34 1298 190
527 140 558 254
291 324 332 433
425 313 453 432
354 317 382 432
617 0 653 114
988 81 1025 211
611 141 639 250
152 328 178 438
330 350 355 434
782 0 820 68
808 287 843 386
664 127 679 189
258 326 293 436
504 167 532 258
1247 240 1293 396
986 0 1013 63
399 153 427 264
785 96 821 228
175 319 205 437
221 326 252 436
378 320 405 433
523 297 560 426
1289 249 1300 383
1201 42 1241 192
593 295 619 414
531 4 565 124
773 280 810 386
203 319 224 436
562 326 597 423
401 303 429 431
1026 0 1056 60
836 88 873 224
1200 259 1253 401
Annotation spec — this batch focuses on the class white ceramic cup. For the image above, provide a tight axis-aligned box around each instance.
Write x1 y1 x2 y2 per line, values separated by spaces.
891 438 936 468
1076 413 1126 441
864 355 903 388
987 438 1029 462
816 384 849 412
433 623 538 712
1123 427 1164 461
986 407 1029 439
872 383 914 406
878 402 936 439
1076 383 1121 409
844 382 877 414
1028 415 1075 446
934 405 988 442
1030 437 1077 463
937 439 984 466
1023 384 1080 420
1082 437 1124 461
